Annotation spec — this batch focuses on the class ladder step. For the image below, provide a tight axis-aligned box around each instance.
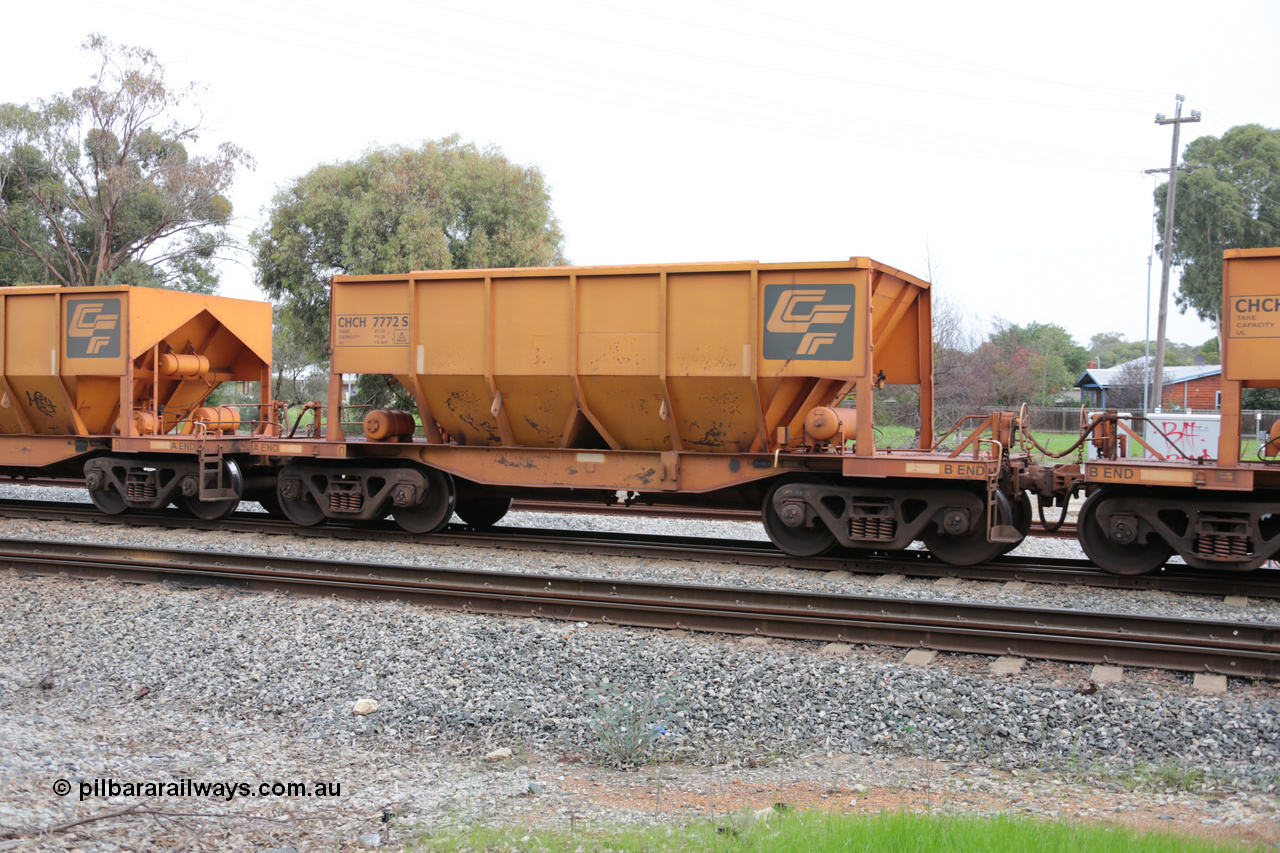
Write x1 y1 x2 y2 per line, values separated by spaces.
201 488 239 500
990 524 1023 544
198 454 237 501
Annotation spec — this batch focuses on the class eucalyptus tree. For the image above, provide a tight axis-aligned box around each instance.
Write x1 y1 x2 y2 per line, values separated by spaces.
0 35 252 291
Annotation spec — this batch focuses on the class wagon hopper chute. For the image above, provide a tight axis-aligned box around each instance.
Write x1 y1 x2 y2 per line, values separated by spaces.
329 259 932 458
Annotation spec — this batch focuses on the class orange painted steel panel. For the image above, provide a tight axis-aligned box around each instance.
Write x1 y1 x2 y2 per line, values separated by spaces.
0 286 272 442
1222 248 1280 384
577 272 667 450
331 258 932 456
1220 248 1280 466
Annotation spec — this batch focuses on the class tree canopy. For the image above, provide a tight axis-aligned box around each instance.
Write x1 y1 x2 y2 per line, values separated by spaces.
1156 123 1280 327
0 35 253 291
978 321 1090 407
252 136 567 363
1086 331 1217 369
270 305 329 406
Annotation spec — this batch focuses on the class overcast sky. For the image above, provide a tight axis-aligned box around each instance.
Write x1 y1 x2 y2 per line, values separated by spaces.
8 0 1280 353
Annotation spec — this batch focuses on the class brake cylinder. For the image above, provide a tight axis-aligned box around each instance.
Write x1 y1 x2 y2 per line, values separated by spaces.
804 406 858 443
158 353 211 379
363 409 417 441
192 406 241 434
132 411 160 435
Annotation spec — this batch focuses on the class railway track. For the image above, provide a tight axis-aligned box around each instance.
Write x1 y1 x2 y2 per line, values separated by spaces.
5 538 1276 679
0 497 1278 600
0 484 1078 534
510 499 1080 539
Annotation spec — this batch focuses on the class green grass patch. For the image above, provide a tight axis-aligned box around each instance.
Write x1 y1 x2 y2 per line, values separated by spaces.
874 424 920 448
875 425 1086 461
407 810 1266 852
1018 431 1084 460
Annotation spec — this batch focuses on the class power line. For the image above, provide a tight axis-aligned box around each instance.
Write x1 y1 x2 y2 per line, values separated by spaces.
402 0 1159 114
704 0 1177 104
84 0 1162 173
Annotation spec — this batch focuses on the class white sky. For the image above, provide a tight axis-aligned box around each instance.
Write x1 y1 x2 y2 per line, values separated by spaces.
8 0 1280 353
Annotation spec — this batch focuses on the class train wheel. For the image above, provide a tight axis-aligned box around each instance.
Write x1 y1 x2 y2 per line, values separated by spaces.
88 486 127 515
181 494 241 521
1077 488 1172 575
279 492 326 526
922 491 1013 567
455 494 513 529
277 471 327 527
762 475 837 557
394 467 456 534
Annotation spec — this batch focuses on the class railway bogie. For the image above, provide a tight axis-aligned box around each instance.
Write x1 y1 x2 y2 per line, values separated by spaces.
84 454 245 520
1075 485 1280 574
272 460 458 533
762 475 1021 565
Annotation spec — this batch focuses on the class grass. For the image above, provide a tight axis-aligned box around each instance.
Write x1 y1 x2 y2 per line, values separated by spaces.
406 810 1268 852
874 424 1082 461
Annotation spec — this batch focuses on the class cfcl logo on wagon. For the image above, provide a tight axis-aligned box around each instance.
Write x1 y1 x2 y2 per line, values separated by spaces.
763 284 855 360
65 298 122 358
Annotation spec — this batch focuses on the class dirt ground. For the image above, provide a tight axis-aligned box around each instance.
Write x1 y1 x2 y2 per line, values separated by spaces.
535 752 1280 849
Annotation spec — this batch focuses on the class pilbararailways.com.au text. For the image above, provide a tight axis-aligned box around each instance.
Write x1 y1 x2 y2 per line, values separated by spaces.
54 777 343 802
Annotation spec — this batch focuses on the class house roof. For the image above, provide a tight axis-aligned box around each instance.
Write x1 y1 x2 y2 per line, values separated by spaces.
1075 357 1221 390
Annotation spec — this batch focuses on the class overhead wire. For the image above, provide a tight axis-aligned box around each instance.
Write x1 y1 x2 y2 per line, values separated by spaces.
703 0 1178 104
81 0 1235 177
574 0 1171 105
401 0 1163 114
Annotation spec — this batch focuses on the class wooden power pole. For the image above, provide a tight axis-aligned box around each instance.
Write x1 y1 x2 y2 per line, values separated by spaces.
1151 95 1200 410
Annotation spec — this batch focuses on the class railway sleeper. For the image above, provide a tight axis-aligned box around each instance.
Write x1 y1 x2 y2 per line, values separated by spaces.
766 480 1010 558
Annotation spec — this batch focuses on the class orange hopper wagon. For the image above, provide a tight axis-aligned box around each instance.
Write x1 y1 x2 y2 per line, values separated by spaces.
0 285 273 518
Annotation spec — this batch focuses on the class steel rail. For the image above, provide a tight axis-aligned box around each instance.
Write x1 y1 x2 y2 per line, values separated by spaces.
3 538 1276 678
0 483 1076 535
0 497 1278 599
514 499 1082 538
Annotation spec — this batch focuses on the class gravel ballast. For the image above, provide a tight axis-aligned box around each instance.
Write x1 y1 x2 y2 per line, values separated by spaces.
0 488 1278 851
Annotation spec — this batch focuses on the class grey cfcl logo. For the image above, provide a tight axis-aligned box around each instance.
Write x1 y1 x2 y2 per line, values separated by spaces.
66 298 122 358
762 284 855 360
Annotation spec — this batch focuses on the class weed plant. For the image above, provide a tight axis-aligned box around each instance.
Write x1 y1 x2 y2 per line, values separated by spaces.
586 678 685 767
